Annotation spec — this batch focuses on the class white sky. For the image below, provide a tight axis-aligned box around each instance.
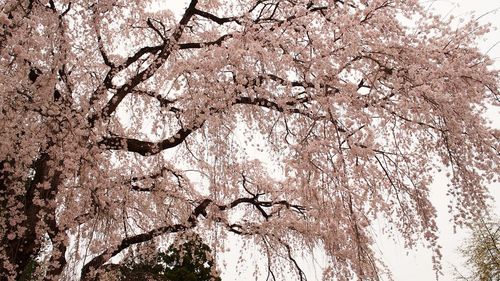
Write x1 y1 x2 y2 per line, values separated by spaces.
163 1 500 280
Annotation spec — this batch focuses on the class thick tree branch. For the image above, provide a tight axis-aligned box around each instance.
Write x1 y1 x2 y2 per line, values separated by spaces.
95 0 199 122
217 197 306 220
80 223 188 280
193 8 241 25
89 31 230 123
99 127 193 156
80 196 211 280
98 95 306 155
117 45 164 72
98 90 343 156
179 33 233 49
80 191 306 279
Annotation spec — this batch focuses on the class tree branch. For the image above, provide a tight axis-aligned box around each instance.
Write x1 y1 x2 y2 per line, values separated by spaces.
179 33 233 49
80 223 188 280
80 189 305 279
146 18 168 41
99 67 348 156
97 95 302 156
132 89 179 111
98 127 193 156
282 241 307 281
96 0 199 121
98 90 339 156
193 8 241 25
80 196 210 280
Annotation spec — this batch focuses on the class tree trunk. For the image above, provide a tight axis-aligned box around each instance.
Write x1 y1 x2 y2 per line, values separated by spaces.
1 151 66 280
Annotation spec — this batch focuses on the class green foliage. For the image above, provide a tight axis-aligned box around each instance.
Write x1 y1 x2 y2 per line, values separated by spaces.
118 234 221 281
455 218 500 281
18 259 39 281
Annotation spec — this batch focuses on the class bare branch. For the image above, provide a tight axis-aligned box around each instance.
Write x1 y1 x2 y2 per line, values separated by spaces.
146 18 168 41
280 239 307 281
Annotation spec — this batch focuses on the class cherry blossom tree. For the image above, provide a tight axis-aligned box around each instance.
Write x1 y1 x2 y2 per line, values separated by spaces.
1 0 499 280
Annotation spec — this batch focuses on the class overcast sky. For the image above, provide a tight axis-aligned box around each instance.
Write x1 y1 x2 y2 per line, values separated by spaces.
165 1 500 280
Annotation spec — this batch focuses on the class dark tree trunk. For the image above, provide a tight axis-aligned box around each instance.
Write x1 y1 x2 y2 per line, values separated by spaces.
1 152 66 281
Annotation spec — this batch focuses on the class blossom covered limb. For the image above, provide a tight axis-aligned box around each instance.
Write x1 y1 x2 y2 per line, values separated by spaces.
94 0 200 122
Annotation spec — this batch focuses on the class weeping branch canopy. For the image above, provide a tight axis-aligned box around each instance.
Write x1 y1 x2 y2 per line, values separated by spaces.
0 0 499 280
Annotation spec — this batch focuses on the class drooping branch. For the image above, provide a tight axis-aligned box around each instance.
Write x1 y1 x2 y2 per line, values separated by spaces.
129 166 186 192
80 223 188 280
98 90 343 155
80 191 306 280
146 18 168 41
132 89 179 111
263 236 278 281
280 239 307 281
80 197 212 280
92 9 115 69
